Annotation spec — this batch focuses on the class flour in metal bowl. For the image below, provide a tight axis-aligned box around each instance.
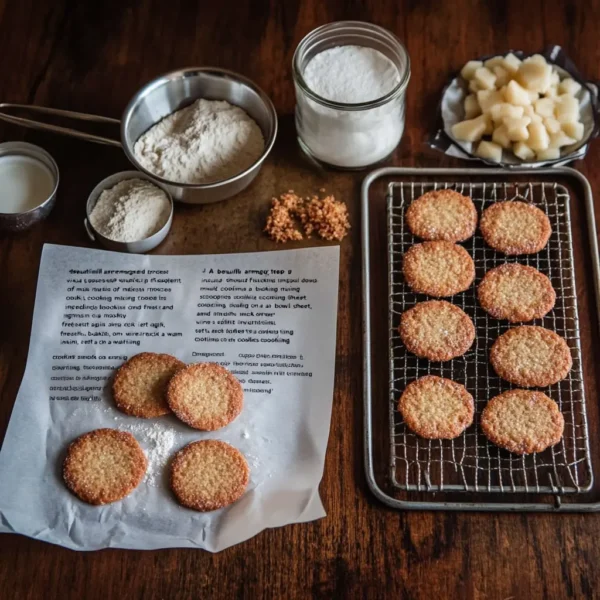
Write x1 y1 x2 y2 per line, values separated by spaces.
89 178 171 243
133 98 265 185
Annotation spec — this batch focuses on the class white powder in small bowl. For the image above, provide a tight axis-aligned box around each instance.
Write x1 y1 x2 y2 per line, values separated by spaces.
89 178 171 243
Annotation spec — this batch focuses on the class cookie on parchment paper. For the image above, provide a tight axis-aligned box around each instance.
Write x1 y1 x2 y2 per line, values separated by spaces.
113 352 186 418
170 440 249 511
405 189 478 242
398 375 474 439
478 263 556 323
480 201 551 255
490 325 572 387
481 389 565 454
63 428 147 505
167 363 243 430
403 241 475 297
399 300 475 361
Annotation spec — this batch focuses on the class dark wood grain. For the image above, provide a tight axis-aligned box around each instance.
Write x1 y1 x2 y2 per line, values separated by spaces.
1 0 600 598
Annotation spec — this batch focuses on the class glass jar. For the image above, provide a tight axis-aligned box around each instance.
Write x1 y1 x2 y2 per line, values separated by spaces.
292 21 410 169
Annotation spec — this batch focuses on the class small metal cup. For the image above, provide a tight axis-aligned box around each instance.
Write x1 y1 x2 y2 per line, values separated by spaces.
85 171 173 254
0 68 278 205
0 142 59 232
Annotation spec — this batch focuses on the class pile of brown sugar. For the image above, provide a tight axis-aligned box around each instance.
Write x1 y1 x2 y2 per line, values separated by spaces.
265 190 350 243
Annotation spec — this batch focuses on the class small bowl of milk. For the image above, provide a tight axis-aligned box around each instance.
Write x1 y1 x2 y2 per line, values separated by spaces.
0 141 59 232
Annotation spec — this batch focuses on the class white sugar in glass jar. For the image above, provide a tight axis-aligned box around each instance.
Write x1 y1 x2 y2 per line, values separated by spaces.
293 21 410 169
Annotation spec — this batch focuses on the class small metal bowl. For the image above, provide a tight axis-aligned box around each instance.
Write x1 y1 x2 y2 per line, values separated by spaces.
85 171 173 254
0 141 59 232
120 68 278 204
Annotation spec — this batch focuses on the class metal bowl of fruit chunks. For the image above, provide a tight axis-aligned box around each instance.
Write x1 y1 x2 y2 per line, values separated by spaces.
441 51 596 166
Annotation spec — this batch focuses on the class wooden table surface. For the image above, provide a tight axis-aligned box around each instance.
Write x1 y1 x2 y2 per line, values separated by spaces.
1 0 600 598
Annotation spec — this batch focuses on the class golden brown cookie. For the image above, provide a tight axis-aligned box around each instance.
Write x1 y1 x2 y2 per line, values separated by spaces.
403 241 475 297
63 428 147 505
480 201 551 255
478 263 556 322
481 389 565 454
398 375 474 439
399 300 475 361
167 363 243 430
113 352 186 418
405 189 478 242
170 440 249 511
490 326 572 387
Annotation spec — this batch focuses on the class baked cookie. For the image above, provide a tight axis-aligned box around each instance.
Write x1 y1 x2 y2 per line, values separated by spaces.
398 375 474 439
481 389 565 454
113 352 186 418
478 263 555 322
63 428 147 505
170 440 249 511
490 325 572 387
403 241 475 297
167 363 243 430
405 189 478 242
480 201 551 255
399 300 475 361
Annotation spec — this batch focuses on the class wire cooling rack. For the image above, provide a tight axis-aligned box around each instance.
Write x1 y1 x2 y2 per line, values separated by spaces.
387 180 592 495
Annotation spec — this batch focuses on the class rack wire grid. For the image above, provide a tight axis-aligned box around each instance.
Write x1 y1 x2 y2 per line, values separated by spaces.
387 180 593 495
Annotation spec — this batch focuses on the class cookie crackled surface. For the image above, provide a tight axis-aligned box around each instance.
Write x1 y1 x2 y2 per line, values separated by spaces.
490 325 572 387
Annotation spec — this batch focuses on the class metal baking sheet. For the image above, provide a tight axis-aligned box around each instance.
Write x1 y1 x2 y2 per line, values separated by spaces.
362 167 600 512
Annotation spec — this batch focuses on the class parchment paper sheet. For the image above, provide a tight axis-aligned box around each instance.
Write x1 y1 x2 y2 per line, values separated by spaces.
0 244 340 551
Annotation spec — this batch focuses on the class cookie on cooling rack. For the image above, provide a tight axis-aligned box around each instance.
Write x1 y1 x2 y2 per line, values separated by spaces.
490 325 572 387
63 429 147 505
170 440 249 511
112 352 186 418
481 389 565 454
405 189 478 242
398 375 474 439
478 263 556 322
480 201 551 255
167 362 243 430
403 241 475 297
399 300 475 361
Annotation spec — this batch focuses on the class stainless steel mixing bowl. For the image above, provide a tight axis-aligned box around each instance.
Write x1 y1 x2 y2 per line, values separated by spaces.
0 68 278 204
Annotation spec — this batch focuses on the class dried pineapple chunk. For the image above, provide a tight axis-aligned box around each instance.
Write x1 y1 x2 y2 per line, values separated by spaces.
484 56 505 70
475 140 503 162
492 65 511 87
518 61 552 93
477 89 504 113
523 105 543 123
536 148 560 160
558 78 582 96
469 79 482 93
543 117 562 135
451 114 489 142
554 94 579 123
474 67 497 90
526 54 548 65
489 103 524 122
562 121 584 141
503 80 532 105
549 131 576 149
464 94 481 119
503 53 522 73
527 122 550 151
513 141 535 161
504 116 531 141
461 60 483 80
492 125 512 149
534 97 555 118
